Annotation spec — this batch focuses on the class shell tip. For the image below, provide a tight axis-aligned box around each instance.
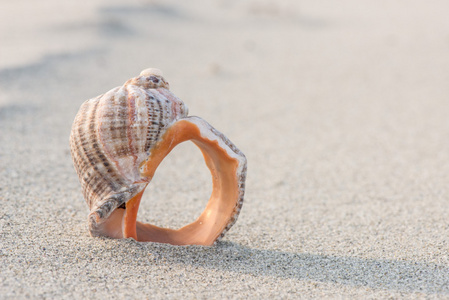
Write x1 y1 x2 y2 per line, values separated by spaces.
140 68 163 77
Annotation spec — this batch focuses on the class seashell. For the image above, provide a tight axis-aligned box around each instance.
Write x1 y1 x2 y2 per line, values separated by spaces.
69 68 247 245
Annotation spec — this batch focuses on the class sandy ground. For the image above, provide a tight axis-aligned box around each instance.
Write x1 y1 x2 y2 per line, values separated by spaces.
1 0 449 298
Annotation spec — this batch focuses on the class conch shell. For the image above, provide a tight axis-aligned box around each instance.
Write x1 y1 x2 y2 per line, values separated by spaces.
69 68 247 245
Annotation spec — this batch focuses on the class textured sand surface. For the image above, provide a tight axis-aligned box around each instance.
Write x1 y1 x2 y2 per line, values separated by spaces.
1 0 449 298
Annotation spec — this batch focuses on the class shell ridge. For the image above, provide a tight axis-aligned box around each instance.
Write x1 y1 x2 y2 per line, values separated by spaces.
97 89 133 189
144 91 157 153
131 86 151 163
78 99 105 208
125 87 139 173
93 93 131 193
128 86 155 171
85 98 119 208
97 88 123 182
154 92 165 148
98 87 136 184
143 89 168 155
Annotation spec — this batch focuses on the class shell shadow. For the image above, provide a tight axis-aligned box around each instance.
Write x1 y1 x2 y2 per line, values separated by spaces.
139 241 449 295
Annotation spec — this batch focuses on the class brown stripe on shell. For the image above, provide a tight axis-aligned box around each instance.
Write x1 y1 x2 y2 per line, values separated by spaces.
127 85 152 163
153 94 164 149
126 92 138 169
98 87 138 182
78 100 103 207
144 92 158 153
141 88 185 155
71 98 111 209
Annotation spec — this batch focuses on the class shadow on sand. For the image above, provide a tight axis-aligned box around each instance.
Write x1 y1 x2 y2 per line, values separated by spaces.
134 241 449 295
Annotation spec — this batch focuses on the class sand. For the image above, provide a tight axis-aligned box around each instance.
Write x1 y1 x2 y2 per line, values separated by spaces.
1 0 449 298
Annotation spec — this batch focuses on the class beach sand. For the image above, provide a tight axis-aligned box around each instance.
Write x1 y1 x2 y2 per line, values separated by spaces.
1 0 449 298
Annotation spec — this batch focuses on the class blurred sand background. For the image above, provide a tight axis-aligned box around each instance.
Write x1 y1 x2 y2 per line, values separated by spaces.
1 0 449 298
